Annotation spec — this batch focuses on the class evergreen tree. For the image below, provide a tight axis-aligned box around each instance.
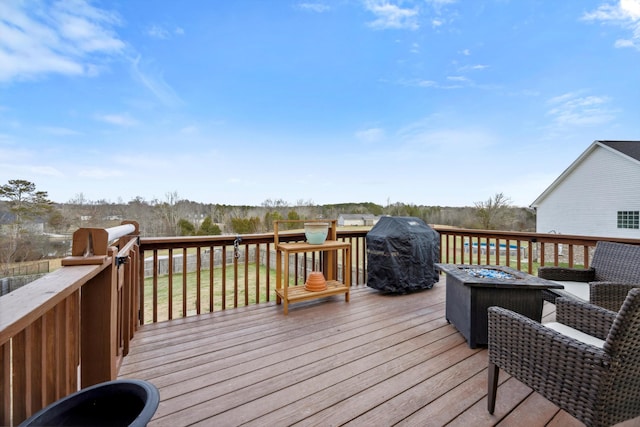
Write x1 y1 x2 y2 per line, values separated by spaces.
197 216 221 235
0 179 53 226
177 218 196 236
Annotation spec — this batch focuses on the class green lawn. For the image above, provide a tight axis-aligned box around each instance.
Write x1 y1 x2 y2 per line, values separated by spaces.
142 263 294 323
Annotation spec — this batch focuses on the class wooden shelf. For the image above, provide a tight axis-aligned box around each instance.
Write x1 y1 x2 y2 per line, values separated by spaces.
277 240 348 253
275 281 349 303
274 220 351 314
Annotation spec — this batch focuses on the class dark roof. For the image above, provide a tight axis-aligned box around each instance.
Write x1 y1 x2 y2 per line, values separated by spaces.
599 140 640 162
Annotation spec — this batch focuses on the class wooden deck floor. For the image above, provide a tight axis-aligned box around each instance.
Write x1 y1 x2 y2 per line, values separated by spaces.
118 281 586 427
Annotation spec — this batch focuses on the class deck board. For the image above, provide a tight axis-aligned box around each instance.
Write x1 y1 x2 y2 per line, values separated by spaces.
120 282 591 426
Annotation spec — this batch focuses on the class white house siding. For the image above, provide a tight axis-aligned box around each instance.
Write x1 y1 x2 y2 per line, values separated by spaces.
536 145 640 238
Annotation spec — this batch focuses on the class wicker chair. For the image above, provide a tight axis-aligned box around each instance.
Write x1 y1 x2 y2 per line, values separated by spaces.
538 241 640 311
487 288 640 427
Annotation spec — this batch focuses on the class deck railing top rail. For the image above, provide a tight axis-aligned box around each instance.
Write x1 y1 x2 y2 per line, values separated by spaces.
433 227 640 246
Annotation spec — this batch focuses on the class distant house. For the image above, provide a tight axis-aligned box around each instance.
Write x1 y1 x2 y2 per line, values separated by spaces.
531 140 640 238
0 211 45 235
338 214 380 227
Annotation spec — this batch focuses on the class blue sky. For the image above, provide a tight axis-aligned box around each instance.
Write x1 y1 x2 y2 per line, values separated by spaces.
1 0 639 207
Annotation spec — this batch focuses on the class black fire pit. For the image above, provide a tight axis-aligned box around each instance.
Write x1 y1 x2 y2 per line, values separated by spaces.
435 264 563 348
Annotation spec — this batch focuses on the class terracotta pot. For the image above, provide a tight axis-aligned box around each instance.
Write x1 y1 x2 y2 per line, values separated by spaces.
305 271 327 292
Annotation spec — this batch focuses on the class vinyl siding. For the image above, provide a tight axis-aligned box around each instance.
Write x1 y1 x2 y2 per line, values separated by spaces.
536 145 640 238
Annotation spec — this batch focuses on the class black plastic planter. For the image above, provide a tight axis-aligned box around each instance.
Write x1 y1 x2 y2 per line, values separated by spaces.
19 379 159 427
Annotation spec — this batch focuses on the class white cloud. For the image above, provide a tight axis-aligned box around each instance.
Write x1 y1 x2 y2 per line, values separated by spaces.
130 55 184 107
146 24 185 39
397 77 472 89
623 0 640 18
447 75 469 82
458 64 489 72
426 0 457 18
355 127 385 143
0 0 125 82
584 0 640 21
147 25 170 39
546 91 617 127
615 38 636 47
583 0 640 48
364 0 419 30
296 3 331 13
95 113 138 127
361 0 458 31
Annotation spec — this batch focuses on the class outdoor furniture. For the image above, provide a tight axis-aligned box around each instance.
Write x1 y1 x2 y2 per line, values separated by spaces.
487 288 640 427
538 241 640 311
435 264 563 348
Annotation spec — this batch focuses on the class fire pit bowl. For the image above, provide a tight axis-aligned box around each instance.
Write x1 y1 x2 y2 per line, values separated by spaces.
462 267 516 280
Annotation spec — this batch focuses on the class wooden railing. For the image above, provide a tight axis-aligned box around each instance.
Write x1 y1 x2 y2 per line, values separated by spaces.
136 226 640 324
0 222 141 426
137 228 368 323
437 228 640 273
3 221 640 425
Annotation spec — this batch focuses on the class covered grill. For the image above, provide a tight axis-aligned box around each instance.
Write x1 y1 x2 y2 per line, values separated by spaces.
366 216 440 293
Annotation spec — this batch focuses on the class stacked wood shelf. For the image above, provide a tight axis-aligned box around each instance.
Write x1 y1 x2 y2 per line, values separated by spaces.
274 220 351 315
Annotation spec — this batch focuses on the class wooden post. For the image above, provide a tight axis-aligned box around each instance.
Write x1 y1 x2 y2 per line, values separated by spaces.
323 220 338 281
80 247 118 387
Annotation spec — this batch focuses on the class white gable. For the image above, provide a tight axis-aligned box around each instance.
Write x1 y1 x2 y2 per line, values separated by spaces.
533 142 640 238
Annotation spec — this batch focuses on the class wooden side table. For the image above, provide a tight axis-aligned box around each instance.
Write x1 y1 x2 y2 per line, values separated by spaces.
274 220 351 315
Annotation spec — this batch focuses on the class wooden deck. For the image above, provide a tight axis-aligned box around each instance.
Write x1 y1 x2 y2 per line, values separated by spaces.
118 281 587 427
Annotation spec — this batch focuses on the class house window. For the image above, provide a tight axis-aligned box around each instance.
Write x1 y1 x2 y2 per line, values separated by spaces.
617 211 640 229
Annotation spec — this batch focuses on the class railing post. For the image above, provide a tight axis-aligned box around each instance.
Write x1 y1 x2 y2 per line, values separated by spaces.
61 224 136 387
80 247 118 387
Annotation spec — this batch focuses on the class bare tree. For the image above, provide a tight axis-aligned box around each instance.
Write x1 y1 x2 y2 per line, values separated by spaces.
473 192 513 230
154 191 188 236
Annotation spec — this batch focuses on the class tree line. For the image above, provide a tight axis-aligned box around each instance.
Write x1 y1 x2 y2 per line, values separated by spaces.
0 179 533 266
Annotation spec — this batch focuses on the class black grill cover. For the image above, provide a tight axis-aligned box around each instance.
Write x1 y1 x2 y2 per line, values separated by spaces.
366 216 440 293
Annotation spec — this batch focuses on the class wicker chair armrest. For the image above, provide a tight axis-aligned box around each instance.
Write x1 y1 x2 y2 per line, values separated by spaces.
555 297 616 340
590 282 640 313
488 306 609 399
538 266 595 282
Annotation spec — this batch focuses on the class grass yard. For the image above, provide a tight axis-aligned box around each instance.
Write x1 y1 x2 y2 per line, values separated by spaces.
143 263 281 323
